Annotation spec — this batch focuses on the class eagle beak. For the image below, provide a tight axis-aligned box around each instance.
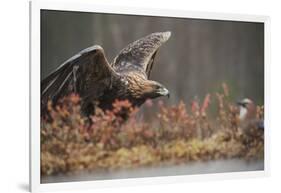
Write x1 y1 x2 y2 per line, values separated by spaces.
158 87 170 98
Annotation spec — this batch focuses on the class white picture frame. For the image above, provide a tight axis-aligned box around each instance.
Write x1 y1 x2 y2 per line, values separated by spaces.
30 0 270 192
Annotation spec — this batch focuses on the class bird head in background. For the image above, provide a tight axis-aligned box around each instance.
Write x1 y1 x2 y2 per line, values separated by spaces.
237 98 264 130
237 98 256 121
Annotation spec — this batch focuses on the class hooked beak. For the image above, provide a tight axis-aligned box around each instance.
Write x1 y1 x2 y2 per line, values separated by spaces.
158 87 170 98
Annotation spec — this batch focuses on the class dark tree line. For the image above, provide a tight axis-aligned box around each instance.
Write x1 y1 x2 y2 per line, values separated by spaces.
41 10 264 112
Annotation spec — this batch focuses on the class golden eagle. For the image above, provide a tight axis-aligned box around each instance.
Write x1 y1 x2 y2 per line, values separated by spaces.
41 31 171 116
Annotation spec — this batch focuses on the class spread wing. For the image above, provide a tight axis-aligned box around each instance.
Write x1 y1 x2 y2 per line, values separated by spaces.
112 31 171 78
41 45 117 113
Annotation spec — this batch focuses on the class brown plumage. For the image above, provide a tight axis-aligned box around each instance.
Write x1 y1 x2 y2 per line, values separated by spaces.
41 31 171 116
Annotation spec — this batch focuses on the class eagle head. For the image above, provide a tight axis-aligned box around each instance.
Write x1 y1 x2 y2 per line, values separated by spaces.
144 80 170 99
130 79 169 100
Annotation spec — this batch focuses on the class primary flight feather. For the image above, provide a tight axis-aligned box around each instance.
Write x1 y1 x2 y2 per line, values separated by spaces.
41 31 171 116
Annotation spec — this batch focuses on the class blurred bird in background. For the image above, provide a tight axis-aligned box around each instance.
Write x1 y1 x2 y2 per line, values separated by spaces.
237 98 264 131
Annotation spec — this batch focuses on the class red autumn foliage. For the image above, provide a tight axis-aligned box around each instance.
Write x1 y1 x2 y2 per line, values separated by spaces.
41 83 264 176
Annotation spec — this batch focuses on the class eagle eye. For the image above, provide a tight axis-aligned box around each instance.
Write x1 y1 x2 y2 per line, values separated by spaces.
155 85 162 89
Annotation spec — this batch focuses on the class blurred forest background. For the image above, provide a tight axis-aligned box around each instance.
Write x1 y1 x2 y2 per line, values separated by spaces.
41 10 264 114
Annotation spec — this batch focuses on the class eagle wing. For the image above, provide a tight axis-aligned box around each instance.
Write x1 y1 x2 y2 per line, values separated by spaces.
41 45 117 113
112 31 171 78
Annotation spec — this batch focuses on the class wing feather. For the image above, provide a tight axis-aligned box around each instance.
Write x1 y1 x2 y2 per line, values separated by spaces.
41 45 117 114
112 31 171 78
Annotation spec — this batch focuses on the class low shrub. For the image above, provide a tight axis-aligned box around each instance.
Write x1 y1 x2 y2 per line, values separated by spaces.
41 83 264 176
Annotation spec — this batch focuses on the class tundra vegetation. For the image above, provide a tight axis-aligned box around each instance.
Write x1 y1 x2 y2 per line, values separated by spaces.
41 83 264 176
